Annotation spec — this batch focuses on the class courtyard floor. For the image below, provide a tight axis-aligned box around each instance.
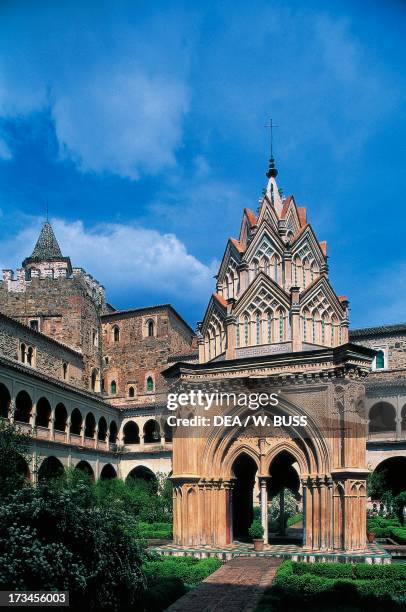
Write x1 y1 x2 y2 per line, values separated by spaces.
149 540 391 564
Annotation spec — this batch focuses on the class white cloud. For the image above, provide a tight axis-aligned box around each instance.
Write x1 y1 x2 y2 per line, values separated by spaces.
0 4 191 179
0 217 215 310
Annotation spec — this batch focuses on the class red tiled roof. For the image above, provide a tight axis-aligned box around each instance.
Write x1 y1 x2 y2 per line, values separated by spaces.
280 196 293 219
244 208 257 226
297 207 307 227
339 295 349 303
230 238 245 253
319 240 327 256
213 292 228 308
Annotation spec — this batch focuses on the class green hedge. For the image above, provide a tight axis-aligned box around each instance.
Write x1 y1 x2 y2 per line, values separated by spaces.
141 576 185 611
143 556 221 587
390 526 406 544
257 561 406 611
138 522 173 539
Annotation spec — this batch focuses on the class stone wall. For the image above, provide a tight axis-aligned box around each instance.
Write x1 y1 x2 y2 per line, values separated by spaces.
101 306 194 407
351 329 406 379
0 271 103 389
0 313 83 385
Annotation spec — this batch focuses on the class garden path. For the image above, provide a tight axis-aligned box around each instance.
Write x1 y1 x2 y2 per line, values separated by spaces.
166 556 281 612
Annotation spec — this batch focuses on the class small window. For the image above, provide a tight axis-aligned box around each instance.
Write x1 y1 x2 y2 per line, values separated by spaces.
374 349 386 370
146 376 154 392
104 356 109 366
112 326 120 342
128 386 135 398
29 320 39 332
92 329 98 346
110 380 117 395
62 362 68 380
147 320 154 337
20 343 26 363
26 346 34 366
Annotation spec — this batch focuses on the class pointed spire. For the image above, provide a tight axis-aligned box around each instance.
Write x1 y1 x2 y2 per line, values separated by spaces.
30 222 63 260
22 220 72 273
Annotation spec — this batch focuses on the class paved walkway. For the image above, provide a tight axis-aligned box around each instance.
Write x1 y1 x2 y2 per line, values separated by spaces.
166 556 281 612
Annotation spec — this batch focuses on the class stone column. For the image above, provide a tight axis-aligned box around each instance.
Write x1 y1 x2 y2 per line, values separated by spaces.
259 477 269 543
66 415 71 444
340 299 349 344
284 252 292 291
50 410 55 441
290 286 302 351
8 399 15 423
237 262 249 293
225 315 237 360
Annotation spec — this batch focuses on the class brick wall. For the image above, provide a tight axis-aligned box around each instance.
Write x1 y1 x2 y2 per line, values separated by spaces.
101 306 194 406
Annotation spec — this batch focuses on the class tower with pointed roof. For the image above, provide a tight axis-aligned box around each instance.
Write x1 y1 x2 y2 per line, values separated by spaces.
0 221 105 388
22 221 72 276
199 157 349 363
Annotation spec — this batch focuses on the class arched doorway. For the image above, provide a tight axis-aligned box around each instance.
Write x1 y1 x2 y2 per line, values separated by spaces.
126 465 157 491
268 450 302 543
38 456 64 481
231 453 257 540
100 464 117 480
373 456 406 496
54 403 67 432
0 383 11 418
15 390 32 423
75 460 95 481
123 421 140 444
35 397 51 428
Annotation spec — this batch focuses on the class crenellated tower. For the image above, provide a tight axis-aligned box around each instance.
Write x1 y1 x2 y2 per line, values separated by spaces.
199 157 349 363
0 221 105 389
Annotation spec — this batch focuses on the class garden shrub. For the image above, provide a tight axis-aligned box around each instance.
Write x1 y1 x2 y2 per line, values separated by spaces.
141 576 185 611
138 522 172 539
293 561 353 579
389 526 406 544
143 556 220 587
286 512 303 527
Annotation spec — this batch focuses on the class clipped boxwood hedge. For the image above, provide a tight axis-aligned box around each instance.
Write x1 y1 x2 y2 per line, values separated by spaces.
258 560 406 611
138 522 173 539
143 556 221 587
390 527 406 544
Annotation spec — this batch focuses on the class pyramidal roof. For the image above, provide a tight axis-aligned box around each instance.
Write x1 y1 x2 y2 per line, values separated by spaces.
22 221 72 272
31 222 63 259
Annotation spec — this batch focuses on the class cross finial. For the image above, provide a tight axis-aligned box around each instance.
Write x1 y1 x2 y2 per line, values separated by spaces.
45 199 49 223
264 118 279 158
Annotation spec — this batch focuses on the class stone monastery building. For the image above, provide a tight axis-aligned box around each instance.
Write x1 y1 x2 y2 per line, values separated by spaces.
0 156 404 552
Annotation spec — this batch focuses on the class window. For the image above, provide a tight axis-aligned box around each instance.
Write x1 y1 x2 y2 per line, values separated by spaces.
256 313 261 345
267 312 272 343
147 320 154 337
128 386 135 398
244 317 249 346
29 320 39 332
110 380 117 395
104 356 109 366
26 347 33 366
279 311 284 341
92 329 99 346
146 376 154 392
112 326 120 342
20 343 26 363
62 362 68 380
373 348 386 370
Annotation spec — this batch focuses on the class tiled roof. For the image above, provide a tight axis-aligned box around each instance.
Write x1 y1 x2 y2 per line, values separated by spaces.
30 222 63 260
350 323 406 338
213 292 228 308
244 208 257 226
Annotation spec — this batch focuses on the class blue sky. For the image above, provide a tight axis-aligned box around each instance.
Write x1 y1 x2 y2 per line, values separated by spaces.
0 0 405 328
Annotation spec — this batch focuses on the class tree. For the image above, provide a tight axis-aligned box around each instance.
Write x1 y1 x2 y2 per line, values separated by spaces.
0 419 32 497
